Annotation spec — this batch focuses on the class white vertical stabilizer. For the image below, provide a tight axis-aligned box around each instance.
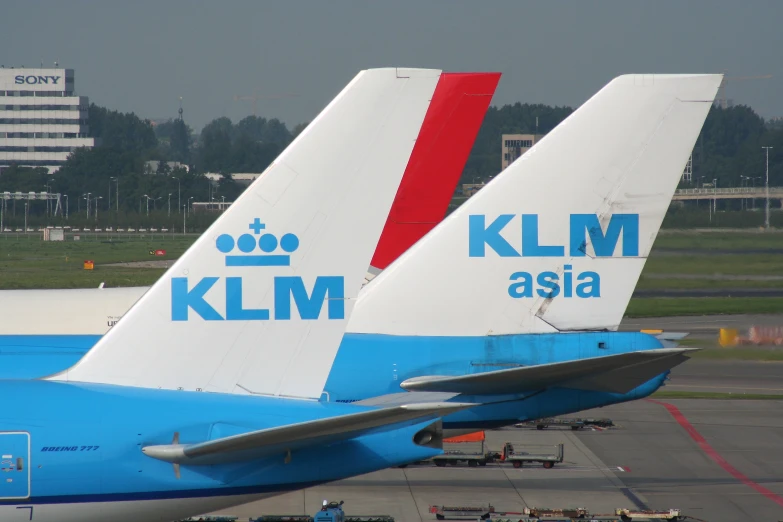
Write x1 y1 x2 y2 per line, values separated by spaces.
349 74 722 336
52 68 441 398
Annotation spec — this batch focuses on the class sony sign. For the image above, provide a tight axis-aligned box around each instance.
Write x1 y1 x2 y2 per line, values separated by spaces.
14 75 62 85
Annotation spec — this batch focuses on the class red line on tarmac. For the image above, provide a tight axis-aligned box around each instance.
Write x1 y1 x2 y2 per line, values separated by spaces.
648 399 783 508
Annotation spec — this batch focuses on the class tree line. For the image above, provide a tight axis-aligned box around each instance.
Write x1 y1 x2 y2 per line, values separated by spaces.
0 99 781 230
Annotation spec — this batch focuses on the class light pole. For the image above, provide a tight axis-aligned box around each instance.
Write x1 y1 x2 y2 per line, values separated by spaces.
762 146 773 229
44 182 51 216
63 195 69 220
111 176 119 213
84 193 91 219
94 196 102 221
24 202 28 232
173 177 181 214
741 175 751 210
713 178 717 219
188 196 194 215
182 204 186 234
143 194 150 216
168 193 172 217
753 176 762 210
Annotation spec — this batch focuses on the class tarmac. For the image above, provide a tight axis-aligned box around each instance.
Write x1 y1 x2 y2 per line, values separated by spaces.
212 427 642 521
667 359 783 395
212 399 783 522
207 314 783 521
574 399 783 522
622 312 783 394
620 313 783 341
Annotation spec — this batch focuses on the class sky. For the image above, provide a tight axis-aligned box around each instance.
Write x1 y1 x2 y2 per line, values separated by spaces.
2 1 782 132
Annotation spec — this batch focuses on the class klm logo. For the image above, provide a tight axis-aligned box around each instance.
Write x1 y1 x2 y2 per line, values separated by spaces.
171 218 344 321
468 213 639 299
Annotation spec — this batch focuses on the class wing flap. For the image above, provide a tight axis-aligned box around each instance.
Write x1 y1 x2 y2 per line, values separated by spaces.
142 402 473 465
400 348 698 395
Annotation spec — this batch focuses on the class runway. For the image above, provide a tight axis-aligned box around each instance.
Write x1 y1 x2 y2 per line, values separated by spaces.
620 313 783 340
667 359 783 395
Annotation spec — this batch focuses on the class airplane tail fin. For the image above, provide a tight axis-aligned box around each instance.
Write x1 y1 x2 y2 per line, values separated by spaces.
370 72 500 271
350 74 722 336
52 68 442 398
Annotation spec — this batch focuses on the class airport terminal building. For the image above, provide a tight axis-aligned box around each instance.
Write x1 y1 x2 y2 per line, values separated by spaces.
0 68 94 173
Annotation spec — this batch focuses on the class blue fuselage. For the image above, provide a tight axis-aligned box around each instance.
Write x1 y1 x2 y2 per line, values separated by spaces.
0 330 667 429
0 380 439 508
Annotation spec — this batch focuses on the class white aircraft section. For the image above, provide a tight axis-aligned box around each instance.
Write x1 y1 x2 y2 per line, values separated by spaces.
349 74 722 336
52 68 441 398
0 264 378 337
0 287 146 335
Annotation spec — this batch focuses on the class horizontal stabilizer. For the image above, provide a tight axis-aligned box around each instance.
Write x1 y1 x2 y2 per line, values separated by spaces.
142 402 473 465
400 348 698 395
563 350 693 393
356 391 460 407
655 332 689 341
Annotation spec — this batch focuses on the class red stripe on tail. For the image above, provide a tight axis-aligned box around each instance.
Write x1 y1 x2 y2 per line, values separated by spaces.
370 72 501 270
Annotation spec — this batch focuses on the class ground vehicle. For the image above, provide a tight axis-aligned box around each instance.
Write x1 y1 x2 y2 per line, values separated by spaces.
315 501 346 522
429 503 494 520
251 500 395 522
519 417 614 431
500 442 564 468
431 439 496 467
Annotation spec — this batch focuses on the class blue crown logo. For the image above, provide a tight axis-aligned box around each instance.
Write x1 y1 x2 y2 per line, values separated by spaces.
216 218 299 267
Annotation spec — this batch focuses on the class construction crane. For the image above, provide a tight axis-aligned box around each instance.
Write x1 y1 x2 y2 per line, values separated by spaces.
231 92 299 117
717 74 772 109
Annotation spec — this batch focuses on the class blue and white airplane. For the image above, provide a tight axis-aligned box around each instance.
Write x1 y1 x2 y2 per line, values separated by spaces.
0 74 722 437
0 68 473 522
335 74 724 428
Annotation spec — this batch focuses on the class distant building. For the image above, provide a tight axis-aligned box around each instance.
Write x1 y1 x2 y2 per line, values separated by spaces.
145 160 189 174
0 67 94 173
203 172 262 186
461 183 486 197
681 153 693 183
501 133 541 171
192 200 231 213
229 173 262 186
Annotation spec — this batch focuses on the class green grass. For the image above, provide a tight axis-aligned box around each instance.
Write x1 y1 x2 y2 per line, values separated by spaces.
636 277 783 290
651 391 783 400
0 235 196 289
0 229 782 327
626 297 783 317
653 230 783 251
643 253 783 277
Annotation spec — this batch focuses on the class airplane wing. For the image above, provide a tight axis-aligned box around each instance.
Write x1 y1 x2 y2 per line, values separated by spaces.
142 402 473 465
399 348 698 395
